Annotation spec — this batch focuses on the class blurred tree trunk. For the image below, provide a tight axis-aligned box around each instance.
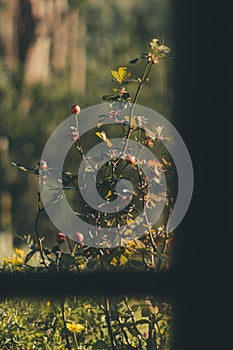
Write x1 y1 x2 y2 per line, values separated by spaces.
0 0 87 247
0 0 86 114
0 137 13 259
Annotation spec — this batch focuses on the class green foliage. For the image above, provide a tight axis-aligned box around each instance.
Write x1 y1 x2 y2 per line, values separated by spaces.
5 37 175 278
0 0 173 236
0 4 174 344
0 296 173 349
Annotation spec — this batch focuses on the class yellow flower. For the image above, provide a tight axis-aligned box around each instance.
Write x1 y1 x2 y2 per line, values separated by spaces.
3 257 23 265
79 264 86 271
66 323 85 333
15 248 25 258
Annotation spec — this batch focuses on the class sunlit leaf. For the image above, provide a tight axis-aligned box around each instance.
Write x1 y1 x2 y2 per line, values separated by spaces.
96 131 107 141
149 38 171 58
161 157 172 167
130 304 140 312
110 66 131 83
111 257 118 266
119 254 128 265
133 239 145 249
24 250 37 265
105 190 112 199
95 131 112 147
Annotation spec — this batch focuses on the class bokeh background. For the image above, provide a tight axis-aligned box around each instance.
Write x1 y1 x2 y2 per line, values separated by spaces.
0 0 173 257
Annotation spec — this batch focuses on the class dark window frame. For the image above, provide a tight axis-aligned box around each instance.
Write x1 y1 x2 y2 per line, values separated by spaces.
0 1 229 349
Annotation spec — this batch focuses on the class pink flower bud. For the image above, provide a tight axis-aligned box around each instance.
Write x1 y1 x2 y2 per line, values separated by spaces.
40 160 48 171
71 104 81 115
56 232 66 244
75 232 84 243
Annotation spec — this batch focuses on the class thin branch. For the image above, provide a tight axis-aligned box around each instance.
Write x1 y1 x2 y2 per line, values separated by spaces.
117 315 132 346
66 236 73 255
156 195 172 272
35 192 48 269
123 296 147 348
116 61 154 164
147 313 157 350
103 296 117 349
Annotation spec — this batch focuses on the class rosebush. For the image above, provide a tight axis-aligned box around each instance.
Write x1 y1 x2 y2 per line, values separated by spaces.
1 38 174 350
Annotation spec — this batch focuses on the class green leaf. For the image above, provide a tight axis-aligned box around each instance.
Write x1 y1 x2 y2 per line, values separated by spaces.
127 326 138 337
157 253 172 260
133 239 145 249
129 53 147 64
59 253 75 270
122 92 130 99
102 94 117 101
129 57 140 64
24 250 37 264
11 162 39 175
130 304 140 312
141 53 148 59
86 258 99 269
141 305 150 317
92 340 109 349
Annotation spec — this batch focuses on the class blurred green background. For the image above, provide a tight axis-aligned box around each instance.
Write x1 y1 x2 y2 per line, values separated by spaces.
0 0 173 256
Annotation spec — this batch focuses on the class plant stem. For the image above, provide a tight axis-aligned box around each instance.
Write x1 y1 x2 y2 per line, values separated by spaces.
103 296 117 349
132 60 153 106
35 192 48 269
123 296 147 348
143 208 158 268
117 315 132 346
73 331 79 349
147 313 157 350
120 60 154 158
60 298 72 350
157 195 171 272
66 236 73 255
